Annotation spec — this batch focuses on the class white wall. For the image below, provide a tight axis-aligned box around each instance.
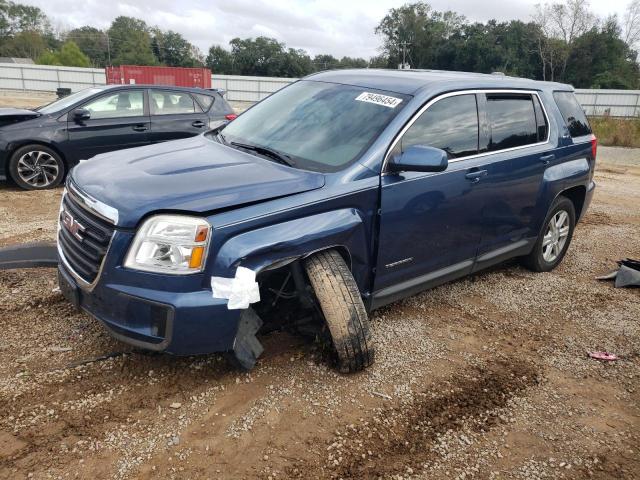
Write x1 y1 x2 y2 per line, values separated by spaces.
0 62 105 92
1 63 638 117
211 74 295 102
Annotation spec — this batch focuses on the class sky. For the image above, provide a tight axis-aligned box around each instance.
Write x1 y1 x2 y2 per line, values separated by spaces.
22 0 634 59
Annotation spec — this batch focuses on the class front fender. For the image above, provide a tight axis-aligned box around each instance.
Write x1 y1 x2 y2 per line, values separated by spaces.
213 208 371 291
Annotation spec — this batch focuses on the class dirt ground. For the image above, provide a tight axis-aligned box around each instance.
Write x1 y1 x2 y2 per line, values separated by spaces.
0 146 638 480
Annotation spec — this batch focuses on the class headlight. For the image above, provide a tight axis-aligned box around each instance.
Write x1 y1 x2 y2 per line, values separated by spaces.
124 215 211 274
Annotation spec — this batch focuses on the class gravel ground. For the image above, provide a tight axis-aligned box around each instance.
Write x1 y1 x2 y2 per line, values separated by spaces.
0 147 638 480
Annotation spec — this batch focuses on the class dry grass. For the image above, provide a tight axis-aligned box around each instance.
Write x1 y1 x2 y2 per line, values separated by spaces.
590 116 640 148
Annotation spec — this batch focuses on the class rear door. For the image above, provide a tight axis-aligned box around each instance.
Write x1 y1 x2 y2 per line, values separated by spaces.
67 89 150 160
472 91 552 270
148 89 209 143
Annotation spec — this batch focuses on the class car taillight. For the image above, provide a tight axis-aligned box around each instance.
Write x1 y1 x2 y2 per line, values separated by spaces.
225 114 237 121
591 135 597 159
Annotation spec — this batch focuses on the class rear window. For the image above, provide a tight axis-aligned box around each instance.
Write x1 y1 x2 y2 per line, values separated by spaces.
486 93 539 151
553 91 592 138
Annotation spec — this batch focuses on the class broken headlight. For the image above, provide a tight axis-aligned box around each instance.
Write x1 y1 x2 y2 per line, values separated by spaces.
124 215 211 274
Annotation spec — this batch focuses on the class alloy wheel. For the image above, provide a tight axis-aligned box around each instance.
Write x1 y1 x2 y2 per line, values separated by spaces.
16 150 59 188
542 209 570 263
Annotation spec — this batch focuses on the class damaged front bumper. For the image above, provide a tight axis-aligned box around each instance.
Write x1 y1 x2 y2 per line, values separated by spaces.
57 241 263 368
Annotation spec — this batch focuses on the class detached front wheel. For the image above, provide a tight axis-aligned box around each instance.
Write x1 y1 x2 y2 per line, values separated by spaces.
304 249 374 373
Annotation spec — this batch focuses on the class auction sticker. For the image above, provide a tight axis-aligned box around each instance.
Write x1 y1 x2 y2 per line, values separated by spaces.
355 91 403 108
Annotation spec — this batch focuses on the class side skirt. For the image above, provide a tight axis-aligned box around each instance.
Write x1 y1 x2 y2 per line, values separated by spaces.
370 238 535 310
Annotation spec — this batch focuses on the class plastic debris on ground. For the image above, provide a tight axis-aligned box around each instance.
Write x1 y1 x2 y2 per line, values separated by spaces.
587 351 619 361
596 258 640 288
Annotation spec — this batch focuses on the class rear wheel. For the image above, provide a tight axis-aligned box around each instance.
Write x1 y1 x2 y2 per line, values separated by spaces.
521 196 575 272
304 249 374 373
9 144 65 190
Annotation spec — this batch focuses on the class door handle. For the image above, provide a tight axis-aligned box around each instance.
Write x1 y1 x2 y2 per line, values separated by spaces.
192 120 206 128
465 169 488 183
132 124 148 132
540 154 555 165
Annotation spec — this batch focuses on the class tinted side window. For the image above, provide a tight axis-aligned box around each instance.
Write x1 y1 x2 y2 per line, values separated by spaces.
82 90 144 119
486 94 538 151
553 91 591 137
532 95 549 142
150 90 196 115
402 94 479 159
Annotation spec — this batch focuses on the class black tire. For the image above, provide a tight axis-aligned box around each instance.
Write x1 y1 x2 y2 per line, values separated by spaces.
9 144 65 190
304 249 374 373
521 196 576 272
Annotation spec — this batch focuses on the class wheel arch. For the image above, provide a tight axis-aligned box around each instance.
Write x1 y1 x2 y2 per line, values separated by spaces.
211 209 370 292
559 184 586 221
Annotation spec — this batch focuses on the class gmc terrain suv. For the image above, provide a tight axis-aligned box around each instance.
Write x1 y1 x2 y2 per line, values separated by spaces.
56 69 596 372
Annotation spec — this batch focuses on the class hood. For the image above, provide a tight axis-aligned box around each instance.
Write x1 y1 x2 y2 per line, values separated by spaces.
71 135 326 228
0 108 41 127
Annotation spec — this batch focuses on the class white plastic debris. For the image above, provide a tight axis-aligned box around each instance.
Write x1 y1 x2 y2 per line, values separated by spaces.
211 266 260 309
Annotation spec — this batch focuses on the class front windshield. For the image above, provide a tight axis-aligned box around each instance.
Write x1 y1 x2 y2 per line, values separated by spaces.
217 80 410 172
37 87 105 115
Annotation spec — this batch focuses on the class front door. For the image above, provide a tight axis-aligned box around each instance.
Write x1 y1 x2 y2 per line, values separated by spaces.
373 93 488 307
67 89 150 160
148 89 209 143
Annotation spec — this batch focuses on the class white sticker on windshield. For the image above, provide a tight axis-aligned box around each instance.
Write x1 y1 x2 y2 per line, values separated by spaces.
355 91 403 108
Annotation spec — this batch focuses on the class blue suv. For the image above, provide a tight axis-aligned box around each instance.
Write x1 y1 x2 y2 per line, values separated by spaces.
56 69 596 372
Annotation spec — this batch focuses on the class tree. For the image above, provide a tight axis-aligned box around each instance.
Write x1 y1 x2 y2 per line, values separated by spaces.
375 2 466 69
206 45 234 74
565 16 640 87
37 40 91 67
623 0 640 49
0 29 47 58
108 16 157 66
533 0 598 80
0 0 49 38
65 26 109 67
0 0 52 59
228 36 286 76
152 29 201 67
313 54 341 71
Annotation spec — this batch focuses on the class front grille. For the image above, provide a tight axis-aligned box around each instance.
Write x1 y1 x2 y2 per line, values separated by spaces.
58 193 115 283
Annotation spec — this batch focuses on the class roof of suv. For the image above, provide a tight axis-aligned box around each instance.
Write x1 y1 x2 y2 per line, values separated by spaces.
305 69 573 95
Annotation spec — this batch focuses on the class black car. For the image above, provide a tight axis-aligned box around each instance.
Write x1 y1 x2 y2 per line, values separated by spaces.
0 85 236 190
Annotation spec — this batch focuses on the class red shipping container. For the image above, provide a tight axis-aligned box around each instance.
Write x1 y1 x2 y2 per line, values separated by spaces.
105 65 212 89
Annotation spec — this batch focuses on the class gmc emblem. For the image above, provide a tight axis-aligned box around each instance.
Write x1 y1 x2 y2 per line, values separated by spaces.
61 210 85 241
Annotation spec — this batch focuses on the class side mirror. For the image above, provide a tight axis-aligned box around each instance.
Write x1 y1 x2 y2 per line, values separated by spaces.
389 145 448 173
72 108 91 122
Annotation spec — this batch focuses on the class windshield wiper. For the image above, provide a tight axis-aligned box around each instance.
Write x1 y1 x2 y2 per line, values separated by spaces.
230 141 296 167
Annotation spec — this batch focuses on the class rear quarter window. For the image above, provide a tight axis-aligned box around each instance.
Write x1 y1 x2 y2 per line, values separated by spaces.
194 93 214 111
553 91 592 138
210 94 232 116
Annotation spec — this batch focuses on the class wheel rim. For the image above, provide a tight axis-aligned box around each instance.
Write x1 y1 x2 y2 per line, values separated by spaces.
16 150 59 188
542 209 570 263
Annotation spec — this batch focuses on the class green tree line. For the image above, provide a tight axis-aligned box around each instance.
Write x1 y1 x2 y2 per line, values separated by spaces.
0 0 639 88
